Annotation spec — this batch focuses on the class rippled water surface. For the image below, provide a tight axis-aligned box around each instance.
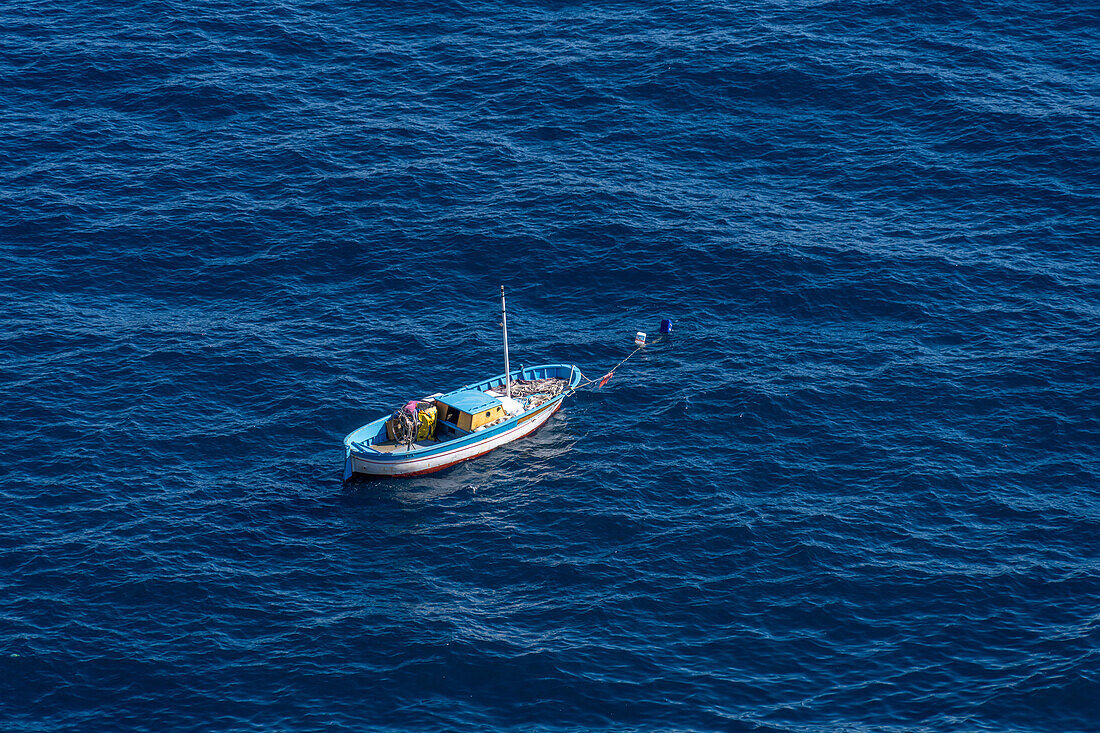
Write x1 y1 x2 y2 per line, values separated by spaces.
3 1 1098 730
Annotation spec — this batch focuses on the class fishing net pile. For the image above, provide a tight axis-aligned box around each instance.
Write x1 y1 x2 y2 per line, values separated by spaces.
499 378 569 408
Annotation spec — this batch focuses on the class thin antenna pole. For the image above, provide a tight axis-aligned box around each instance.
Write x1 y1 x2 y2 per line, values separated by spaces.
501 285 512 400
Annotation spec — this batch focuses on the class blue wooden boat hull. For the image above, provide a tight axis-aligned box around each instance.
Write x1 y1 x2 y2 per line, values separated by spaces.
343 363 581 478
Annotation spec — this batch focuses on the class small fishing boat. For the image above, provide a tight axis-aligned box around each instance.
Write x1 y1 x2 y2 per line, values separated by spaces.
342 363 581 479
342 288 581 479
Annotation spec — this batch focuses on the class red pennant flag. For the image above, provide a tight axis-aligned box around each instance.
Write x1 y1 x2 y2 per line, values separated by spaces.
598 372 613 388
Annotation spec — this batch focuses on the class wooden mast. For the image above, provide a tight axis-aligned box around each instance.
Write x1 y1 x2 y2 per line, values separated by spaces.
501 285 512 400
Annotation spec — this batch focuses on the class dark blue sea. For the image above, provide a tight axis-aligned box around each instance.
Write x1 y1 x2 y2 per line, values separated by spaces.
3 0 1098 730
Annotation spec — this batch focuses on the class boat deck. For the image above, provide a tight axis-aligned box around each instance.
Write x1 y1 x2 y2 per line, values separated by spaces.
369 436 456 453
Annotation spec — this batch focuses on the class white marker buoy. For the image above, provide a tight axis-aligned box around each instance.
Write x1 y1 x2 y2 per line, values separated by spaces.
635 331 647 347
